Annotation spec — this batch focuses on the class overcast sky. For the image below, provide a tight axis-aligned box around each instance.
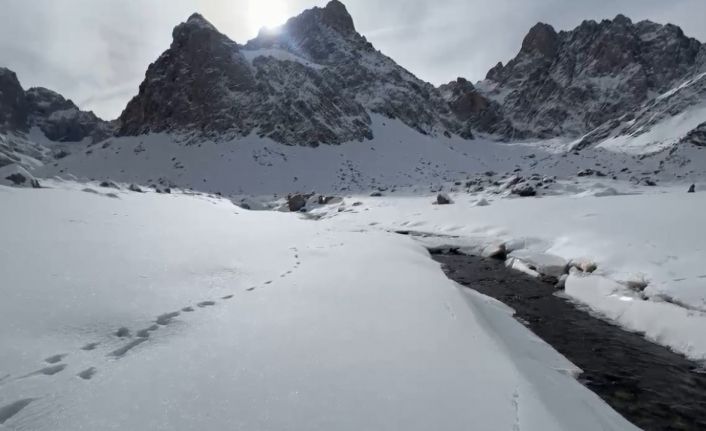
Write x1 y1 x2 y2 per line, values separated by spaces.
1 0 704 120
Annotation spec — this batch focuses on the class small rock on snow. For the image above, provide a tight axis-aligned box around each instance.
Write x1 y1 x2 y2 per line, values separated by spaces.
436 193 453 205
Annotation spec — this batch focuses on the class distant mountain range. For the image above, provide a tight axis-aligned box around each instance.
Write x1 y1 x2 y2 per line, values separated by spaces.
2 0 706 173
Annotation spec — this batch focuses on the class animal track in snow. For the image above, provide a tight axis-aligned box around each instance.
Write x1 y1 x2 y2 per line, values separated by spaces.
0 398 35 425
22 364 67 378
77 367 97 380
246 287 256 292
222 294 234 300
81 342 100 351
135 325 158 339
109 339 147 358
115 327 131 337
197 301 216 308
44 354 67 364
182 306 195 312
156 311 181 325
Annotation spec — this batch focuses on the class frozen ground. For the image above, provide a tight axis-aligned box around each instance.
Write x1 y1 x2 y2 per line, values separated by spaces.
0 181 636 430
310 182 706 361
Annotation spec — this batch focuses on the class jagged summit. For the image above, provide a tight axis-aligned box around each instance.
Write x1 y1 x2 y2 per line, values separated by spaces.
244 0 368 63
321 0 356 34
612 14 633 25
118 3 470 145
473 13 706 139
186 12 210 25
520 23 558 58
0 66 110 142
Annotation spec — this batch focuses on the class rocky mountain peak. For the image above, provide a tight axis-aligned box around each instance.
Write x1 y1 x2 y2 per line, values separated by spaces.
476 14 706 139
186 12 212 26
321 0 356 34
119 4 469 145
118 11 256 137
612 14 633 26
246 0 369 64
520 23 559 58
0 67 28 132
172 12 238 54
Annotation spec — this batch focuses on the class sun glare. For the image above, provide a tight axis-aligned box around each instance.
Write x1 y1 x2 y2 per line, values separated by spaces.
248 0 289 31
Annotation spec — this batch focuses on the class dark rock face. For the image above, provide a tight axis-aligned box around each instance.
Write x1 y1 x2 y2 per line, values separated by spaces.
439 78 515 138
119 1 468 146
0 67 111 148
0 68 29 132
520 23 559 59
25 87 112 142
476 16 706 139
681 122 706 147
119 14 257 138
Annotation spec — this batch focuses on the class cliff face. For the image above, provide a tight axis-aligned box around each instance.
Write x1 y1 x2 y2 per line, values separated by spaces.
473 16 705 140
118 2 472 146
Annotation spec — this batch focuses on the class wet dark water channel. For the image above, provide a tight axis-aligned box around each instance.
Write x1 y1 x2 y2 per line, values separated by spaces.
432 250 706 431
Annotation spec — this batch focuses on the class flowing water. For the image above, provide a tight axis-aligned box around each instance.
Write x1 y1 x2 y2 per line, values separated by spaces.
432 250 706 431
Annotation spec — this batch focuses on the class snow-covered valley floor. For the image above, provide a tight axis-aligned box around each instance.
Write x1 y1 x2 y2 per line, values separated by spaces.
0 181 638 430
310 183 706 362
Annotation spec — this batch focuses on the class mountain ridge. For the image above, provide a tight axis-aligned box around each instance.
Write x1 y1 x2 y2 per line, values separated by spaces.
118 0 473 146
2 2 706 164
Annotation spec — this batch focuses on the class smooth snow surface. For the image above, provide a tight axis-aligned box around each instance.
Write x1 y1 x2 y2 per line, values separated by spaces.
0 182 636 430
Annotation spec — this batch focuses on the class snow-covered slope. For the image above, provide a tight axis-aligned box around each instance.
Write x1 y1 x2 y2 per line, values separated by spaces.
37 113 706 196
575 70 706 154
0 182 636 430
39 116 542 195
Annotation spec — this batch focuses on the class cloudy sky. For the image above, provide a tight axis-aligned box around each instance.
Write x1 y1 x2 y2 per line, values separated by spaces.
1 0 704 120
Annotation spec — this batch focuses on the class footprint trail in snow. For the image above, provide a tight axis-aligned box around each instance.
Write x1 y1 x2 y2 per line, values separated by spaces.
0 251 305 427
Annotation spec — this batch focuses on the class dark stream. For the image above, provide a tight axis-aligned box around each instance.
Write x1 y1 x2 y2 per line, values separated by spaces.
432 250 706 431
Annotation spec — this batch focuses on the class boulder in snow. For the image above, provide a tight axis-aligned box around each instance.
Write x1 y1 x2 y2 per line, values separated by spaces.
99 181 120 189
128 184 144 193
688 184 695 193
481 243 507 260
436 193 453 205
287 194 308 212
511 184 536 197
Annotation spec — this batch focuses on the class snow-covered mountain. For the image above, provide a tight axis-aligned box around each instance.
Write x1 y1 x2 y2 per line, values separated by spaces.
0 67 113 169
471 15 706 141
3 1 706 191
119 1 472 146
